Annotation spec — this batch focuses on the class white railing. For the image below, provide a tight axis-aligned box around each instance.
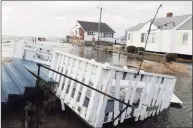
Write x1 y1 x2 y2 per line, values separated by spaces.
13 41 177 127
13 42 53 66
48 51 176 127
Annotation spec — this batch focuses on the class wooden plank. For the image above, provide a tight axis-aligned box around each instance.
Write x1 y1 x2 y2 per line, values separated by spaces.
165 79 176 108
120 73 134 123
53 54 62 80
65 60 80 104
69 61 87 109
110 66 175 79
155 78 168 115
144 77 158 119
139 76 157 120
85 67 104 122
134 76 150 121
56 56 70 96
161 79 175 110
94 70 115 128
151 78 166 116
61 99 65 110
107 112 113 122
125 75 141 120
75 64 93 117
55 51 111 69
113 71 123 126
129 75 141 105
60 58 75 100
55 55 65 82
147 77 162 117
171 93 183 105
157 78 170 114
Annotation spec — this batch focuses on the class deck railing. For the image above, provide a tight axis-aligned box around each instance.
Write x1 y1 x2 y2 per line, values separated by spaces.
13 42 53 66
13 42 177 127
47 51 176 127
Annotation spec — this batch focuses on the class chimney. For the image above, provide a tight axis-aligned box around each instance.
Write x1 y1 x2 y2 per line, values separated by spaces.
167 12 173 17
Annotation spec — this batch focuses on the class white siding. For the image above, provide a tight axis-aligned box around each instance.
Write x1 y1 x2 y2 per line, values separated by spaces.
170 30 192 55
84 32 114 41
126 32 133 45
70 22 81 37
84 31 98 41
159 30 172 53
127 22 160 51
126 21 192 55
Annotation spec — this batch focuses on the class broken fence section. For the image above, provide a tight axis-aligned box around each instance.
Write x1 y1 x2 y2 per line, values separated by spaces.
47 51 176 127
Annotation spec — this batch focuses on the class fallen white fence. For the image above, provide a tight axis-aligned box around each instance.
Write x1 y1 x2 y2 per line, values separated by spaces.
12 41 178 127
13 42 53 66
48 51 176 127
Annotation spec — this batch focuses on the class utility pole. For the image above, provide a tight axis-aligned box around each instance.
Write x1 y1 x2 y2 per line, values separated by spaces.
97 6 102 45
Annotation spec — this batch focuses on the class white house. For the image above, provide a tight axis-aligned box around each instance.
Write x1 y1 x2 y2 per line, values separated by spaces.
126 13 192 55
70 20 116 45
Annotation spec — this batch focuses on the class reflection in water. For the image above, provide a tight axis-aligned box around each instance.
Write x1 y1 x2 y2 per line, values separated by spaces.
55 44 135 66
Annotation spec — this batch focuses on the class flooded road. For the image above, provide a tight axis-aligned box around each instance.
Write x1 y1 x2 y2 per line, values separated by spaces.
55 43 192 128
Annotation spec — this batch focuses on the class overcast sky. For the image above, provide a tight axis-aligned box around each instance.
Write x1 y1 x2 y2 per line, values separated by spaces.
2 1 192 38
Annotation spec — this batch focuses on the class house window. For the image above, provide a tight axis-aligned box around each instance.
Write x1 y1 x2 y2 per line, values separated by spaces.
182 33 188 45
100 33 104 38
141 33 156 43
108 33 113 38
152 33 156 43
141 33 145 42
104 33 108 38
102 33 113 38
88 31 94 35
128 34 131 40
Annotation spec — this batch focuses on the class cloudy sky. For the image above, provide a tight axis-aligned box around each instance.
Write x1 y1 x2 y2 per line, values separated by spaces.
2 1 192 38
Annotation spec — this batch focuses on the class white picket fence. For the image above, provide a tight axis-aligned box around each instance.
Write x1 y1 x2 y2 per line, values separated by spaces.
48 51 176 127
13 42 53 66
12 41 177 127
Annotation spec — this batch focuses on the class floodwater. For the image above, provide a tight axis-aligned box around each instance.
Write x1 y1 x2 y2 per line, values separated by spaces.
2 42 192 128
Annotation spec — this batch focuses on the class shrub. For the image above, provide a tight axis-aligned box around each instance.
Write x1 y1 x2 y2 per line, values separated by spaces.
121 44 126 50
136 47 145 55
127 46 136 53
165 53 178 62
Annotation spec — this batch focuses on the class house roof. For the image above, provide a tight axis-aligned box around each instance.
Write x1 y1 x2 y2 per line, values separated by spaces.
177 17 192 30
152 14 191 30
127 14 191 31
77 20 115 33
127 22 147 31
